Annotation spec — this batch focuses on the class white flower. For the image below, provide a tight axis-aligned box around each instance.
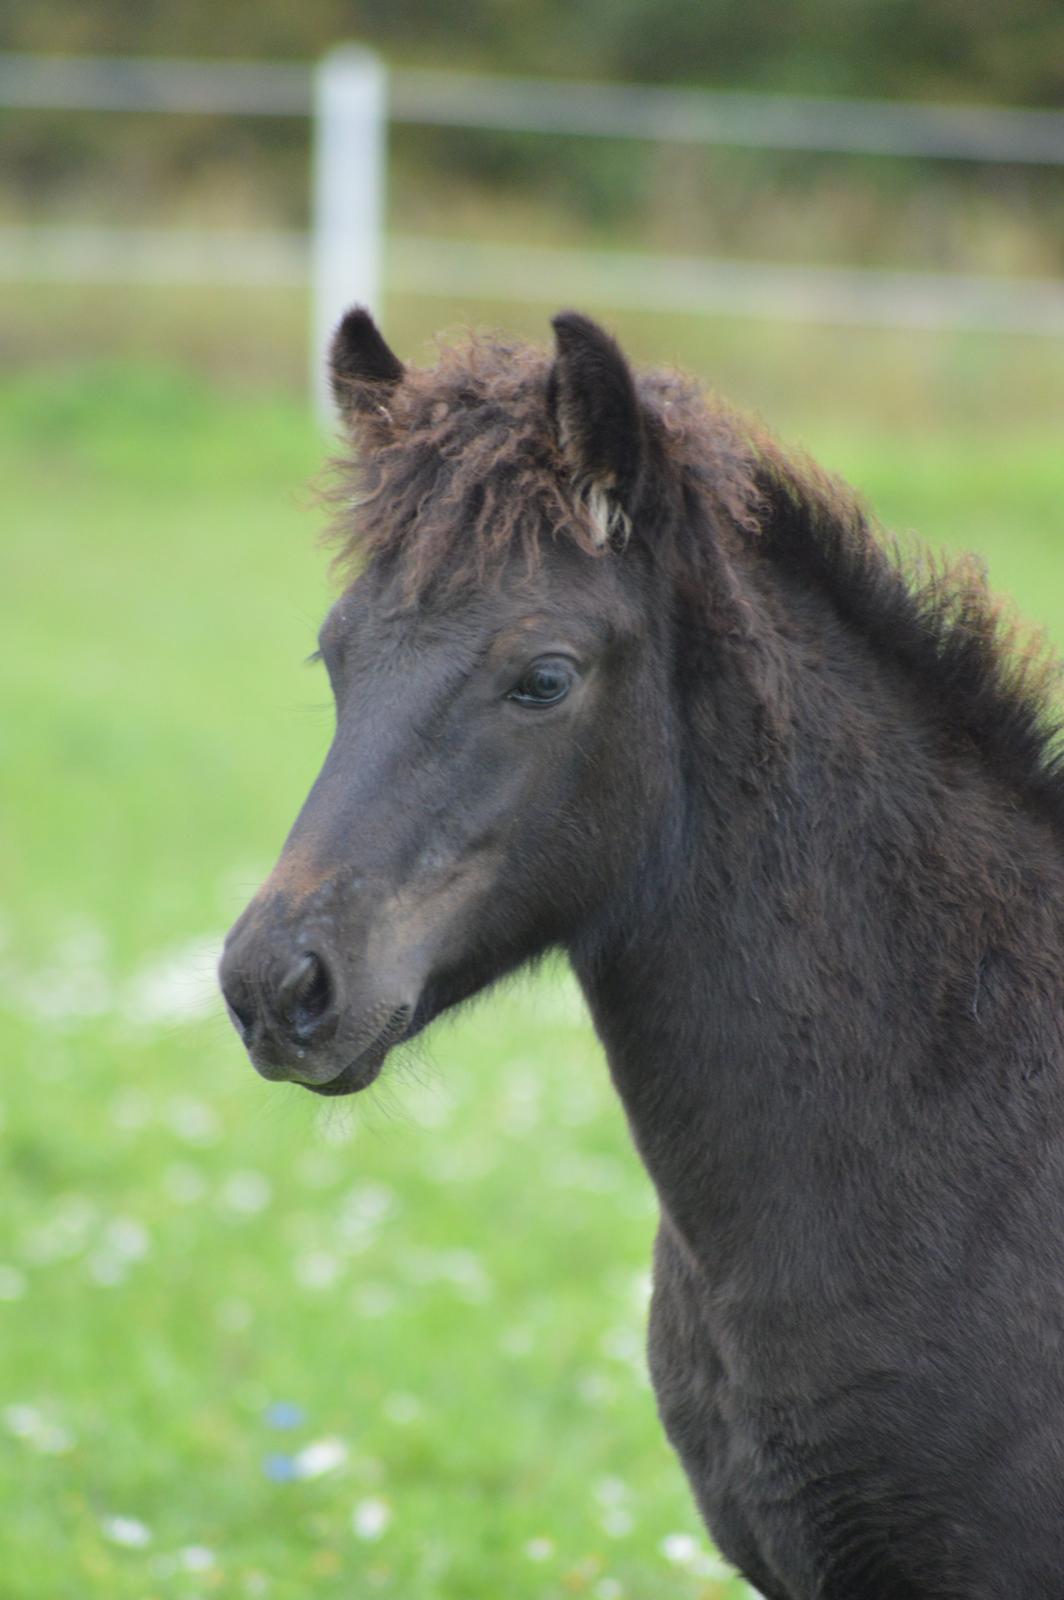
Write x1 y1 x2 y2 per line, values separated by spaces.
3 1404 40 1438
87 1218 149 1287
631 1271 653 1308
292 1437 348 1479
3 1404 74 1454
101 1514 152 1548
660 1531 698 1565
352 1497 391 1540
179 1544 216 1572
524 1537 554 1561
693 1549 736 1580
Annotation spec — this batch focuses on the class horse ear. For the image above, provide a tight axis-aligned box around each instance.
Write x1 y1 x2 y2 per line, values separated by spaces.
548 311 644 550
329 306 405 424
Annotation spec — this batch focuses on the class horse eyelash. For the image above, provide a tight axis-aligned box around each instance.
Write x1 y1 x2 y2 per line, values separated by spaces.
305 649 323 667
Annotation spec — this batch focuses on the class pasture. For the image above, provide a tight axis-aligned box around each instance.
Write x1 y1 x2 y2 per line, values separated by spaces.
1 309 1061 1599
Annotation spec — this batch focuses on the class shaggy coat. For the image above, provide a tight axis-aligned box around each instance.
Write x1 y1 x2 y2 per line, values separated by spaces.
222 309 1064 1599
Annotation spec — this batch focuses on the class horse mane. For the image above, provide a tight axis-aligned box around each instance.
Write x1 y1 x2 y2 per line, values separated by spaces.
325 330 1064 833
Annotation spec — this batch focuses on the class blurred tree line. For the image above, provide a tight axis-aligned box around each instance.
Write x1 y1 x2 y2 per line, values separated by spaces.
2 0 1062 274
6 0 1063 102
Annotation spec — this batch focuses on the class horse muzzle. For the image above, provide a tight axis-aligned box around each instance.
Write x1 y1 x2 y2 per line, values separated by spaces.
218 891 420 1094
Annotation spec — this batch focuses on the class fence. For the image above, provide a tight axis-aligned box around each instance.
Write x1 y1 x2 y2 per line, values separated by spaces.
3 49 1064 415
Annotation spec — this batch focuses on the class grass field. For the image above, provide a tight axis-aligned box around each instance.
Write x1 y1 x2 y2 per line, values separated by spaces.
1 316 1062 1599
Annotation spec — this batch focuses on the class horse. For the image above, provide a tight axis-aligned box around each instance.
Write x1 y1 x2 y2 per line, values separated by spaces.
220 307 1064 1598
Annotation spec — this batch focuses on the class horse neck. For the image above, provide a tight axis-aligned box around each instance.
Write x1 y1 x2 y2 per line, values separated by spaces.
570 554 1064 1277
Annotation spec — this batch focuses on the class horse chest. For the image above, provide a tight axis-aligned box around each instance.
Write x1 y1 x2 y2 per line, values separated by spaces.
646 1220 810 1592
642 1219 1053 1600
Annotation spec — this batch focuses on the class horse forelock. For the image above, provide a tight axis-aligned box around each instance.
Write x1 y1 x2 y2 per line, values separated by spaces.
322 331 762 594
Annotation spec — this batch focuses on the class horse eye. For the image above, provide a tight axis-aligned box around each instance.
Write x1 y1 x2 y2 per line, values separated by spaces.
508 657 574 708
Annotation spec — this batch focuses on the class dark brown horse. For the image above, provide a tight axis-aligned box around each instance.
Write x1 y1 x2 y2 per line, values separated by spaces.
220 308 1064 1598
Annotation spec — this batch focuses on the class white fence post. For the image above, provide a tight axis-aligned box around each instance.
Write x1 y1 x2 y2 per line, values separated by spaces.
311 46 387 424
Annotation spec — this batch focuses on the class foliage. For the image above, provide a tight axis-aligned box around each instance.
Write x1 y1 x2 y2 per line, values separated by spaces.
4 0 1063 102
2 0 1062 277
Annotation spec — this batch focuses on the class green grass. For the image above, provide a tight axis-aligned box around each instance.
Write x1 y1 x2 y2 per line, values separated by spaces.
0 345 1061 1600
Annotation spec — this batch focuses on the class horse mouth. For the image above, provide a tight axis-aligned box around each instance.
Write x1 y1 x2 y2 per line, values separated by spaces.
298 1005 412 1097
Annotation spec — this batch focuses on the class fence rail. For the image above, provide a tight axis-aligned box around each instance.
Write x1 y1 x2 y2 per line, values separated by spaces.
6 224 1064 338
4 52 1064 165
390 71 1064 166
2 50 1063 414
0 54 311 115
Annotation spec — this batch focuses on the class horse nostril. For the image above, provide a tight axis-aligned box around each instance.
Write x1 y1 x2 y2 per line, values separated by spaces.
277 951 335 1041
227 995 255 1043
219 961 257 1044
